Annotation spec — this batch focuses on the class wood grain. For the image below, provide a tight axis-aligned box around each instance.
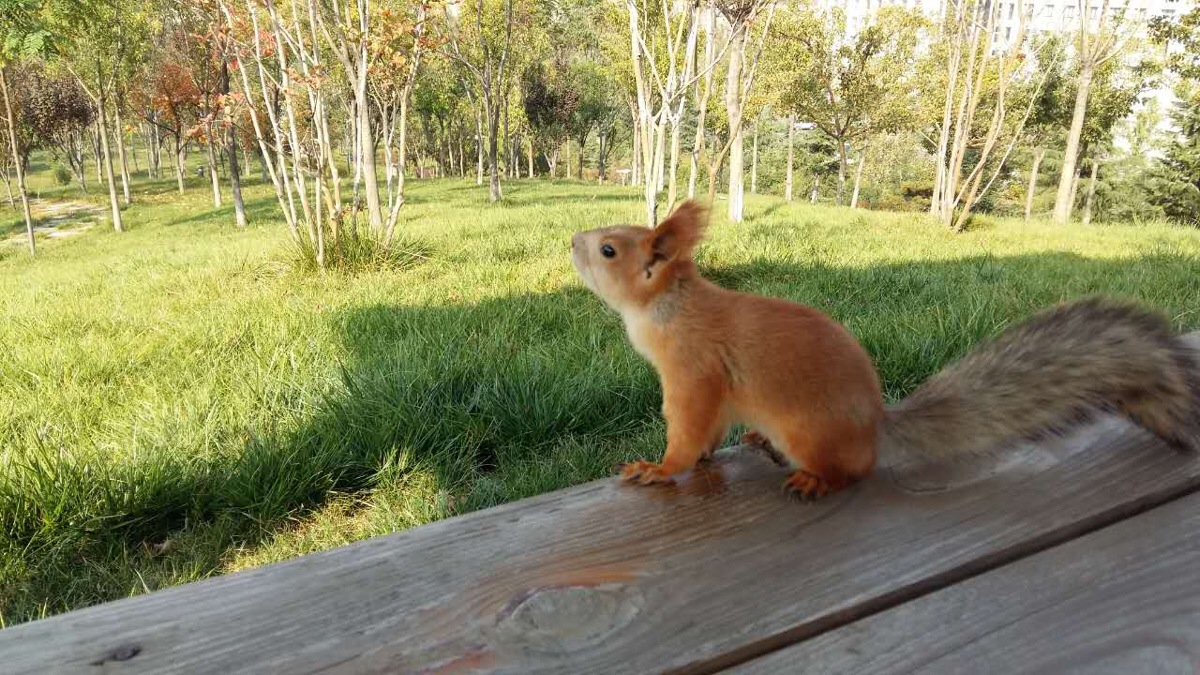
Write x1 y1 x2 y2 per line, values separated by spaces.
733 490 1200 674
3 334 1199 674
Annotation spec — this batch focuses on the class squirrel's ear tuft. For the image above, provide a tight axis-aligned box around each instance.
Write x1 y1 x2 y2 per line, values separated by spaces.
649 200 708 265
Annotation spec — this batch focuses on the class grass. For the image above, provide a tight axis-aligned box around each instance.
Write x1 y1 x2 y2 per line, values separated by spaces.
2 166 1199 628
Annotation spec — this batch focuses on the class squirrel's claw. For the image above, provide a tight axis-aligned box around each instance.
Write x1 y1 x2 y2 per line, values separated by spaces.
784 470 831 501
619 460 674 485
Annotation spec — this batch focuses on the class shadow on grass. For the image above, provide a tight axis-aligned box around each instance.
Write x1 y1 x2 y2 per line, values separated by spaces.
5 249 1199 624
163 195 282 228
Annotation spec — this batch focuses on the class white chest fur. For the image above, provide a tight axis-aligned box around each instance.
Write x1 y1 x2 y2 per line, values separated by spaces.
621 310 660 363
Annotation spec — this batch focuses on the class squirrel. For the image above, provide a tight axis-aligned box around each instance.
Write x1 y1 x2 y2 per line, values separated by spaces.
570 199 1200 499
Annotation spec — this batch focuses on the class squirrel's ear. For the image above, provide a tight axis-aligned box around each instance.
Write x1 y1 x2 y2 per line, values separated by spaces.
649 200 708 266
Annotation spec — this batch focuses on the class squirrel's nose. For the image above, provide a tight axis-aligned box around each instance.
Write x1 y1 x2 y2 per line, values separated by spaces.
571 233 581 250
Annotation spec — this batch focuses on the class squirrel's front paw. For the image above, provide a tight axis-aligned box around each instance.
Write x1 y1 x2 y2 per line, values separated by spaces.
619 460 674 485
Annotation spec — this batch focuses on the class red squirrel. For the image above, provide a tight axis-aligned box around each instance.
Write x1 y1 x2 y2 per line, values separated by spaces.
570 200 1200 499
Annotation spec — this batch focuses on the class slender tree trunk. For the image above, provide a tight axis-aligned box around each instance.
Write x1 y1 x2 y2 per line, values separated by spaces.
502 93 510 180
836 140 848 205
223 60 247 227
1068 165 1081 218
113 99 131 205
144 119 154 178
654 112 667 193
810 175 819 203
688 7 715 201
97 89 124 232
1 67 35 255
1053 64 1093 224
629 97 640 186
354 70 384 229
725 23 747 222
207 134 222 208
631 118 641 186
785 115 795 202
1024 147 1045 221
175 136 186 194
750 117 759 195
1082 157 1100 226
578 134 586 179
475 105 484 186
92 118 103 185
527 137 533 178
850 145 867 209
486 95 502 202
130 127 140 174
2 174 14 208
667 115 684 206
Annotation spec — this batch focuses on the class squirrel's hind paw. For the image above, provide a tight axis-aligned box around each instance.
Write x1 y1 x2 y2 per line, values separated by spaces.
784 470 832 501
619 460 675 485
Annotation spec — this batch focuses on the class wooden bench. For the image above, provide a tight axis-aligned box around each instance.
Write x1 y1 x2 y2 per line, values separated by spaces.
6 334 1200 674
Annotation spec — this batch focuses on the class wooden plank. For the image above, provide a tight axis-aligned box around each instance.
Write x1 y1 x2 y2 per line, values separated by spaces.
4 422 1196 674
733 490 1200 675
3 334 1199 674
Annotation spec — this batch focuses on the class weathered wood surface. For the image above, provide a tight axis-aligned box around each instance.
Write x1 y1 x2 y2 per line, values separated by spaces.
734 490 1200 674
3 417 1197 674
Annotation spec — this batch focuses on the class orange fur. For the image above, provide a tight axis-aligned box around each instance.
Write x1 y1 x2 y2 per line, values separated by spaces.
572 201 883 497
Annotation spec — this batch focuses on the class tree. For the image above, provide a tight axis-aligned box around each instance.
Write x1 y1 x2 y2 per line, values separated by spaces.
21 68 94 193
926 0 1044 231
47 0 150 233
1051 0 1136 223
1075 58 1148 224
1 0 53 255
441 0 517 203
521 58 577 176
625 0 702 225
366 1 431 243
144 58 200 195
567 61 617 179
219 0 333 264
1146 8 1200 223
317 0 414 230
711 0 774 222
777 6 925 206
1020 35 1070 221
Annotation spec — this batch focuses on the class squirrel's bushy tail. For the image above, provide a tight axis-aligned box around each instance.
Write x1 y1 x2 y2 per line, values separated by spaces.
884 298 1200 458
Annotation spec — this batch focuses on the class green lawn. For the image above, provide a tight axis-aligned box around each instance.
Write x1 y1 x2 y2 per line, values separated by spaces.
2 172 1199 627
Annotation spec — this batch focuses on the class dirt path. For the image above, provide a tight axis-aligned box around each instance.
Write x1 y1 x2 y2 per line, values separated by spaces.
4 199 104 246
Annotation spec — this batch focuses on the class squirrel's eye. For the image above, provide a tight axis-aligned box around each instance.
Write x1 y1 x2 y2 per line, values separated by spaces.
600 244 616 259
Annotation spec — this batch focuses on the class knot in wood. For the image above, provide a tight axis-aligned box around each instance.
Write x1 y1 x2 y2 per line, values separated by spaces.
497 583 644 653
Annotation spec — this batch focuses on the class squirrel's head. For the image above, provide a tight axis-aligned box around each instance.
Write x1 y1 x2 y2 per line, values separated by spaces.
571 200 707 313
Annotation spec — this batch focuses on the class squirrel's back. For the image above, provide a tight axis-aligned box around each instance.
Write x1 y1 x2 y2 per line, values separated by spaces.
885 297 1200 458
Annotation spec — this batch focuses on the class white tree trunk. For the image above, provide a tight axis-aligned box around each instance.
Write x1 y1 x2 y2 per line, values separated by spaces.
750 117 759 194
1 67 35 254
113 103 131 205
1025 147 1045 222
850 145 867 209
725 23 746 222
1053 65 1093 224
1082 157 1100 226
475 106 484 186
98 92 125 232
785 115 794 202
207 134 222 208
